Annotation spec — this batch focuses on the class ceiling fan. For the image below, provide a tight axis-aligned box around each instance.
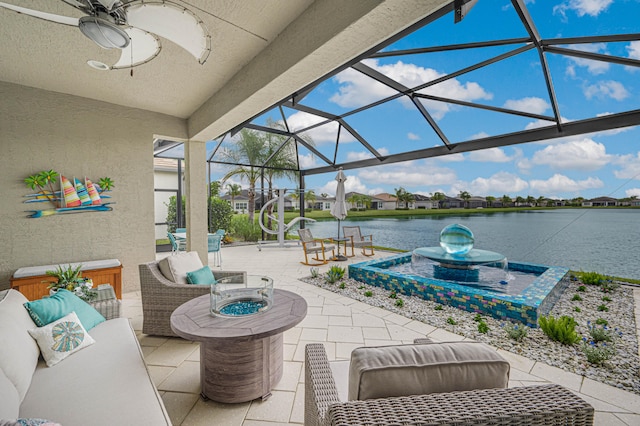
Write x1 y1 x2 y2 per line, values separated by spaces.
0 0 211 70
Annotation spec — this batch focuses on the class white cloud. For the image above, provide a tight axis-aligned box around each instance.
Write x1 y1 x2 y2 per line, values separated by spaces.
531 139 611 171
330 59 492 119
451 172 529 195
625 188 640 197
286 111 355 144
407 132 420 140
358 163 457 187
529 174 604 194
628 41 640 60
553 0 613 19
565 43 610 75
584 80 629 101
503 97 550 114
469 148 513 163
298 153 318 169
613 152 640 180
317 175 376 196
345 147 390 162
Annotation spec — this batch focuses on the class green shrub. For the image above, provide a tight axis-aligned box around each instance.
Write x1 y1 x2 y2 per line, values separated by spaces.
580 271 606 286
473 314 483 322
597 304 609 312
602 296 612 302
571 294 582 301
389 291 397 299
595 318 608 326
588 323 614 343
310 267 319 278
208 198 233 233
600 280 619 293
229 215 262 241
577 285 586 292
581 341 615 365
538 315 580 345
477 321 489 334
364 290 373 297
446 317 457 325
325 266 346 284
339 282 346 289
503 323 528 342
358 285 365 290
434 305 443 311
574 307 581 312
395 299 404 307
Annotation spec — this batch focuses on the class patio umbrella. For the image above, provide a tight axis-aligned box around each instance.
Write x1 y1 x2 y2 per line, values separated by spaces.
330 169 348 260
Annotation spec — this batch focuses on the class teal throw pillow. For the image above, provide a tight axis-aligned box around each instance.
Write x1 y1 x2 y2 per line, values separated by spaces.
186 266 216 285
23 289 105 330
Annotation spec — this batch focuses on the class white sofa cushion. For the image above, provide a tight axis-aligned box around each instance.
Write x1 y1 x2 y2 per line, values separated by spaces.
20 318 171 425
0 290 39 403
158 251 203 284
0 366 20 419
348 342 510 401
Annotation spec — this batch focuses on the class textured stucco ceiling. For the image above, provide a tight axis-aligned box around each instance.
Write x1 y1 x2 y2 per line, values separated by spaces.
0 0 451 140
0 0 315 119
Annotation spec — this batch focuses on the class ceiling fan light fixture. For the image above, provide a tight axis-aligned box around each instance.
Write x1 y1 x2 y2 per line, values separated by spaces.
87 60 110 70
79 16 129 49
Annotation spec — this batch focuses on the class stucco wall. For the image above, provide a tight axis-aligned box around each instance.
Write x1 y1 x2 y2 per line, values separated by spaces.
0 82 187 293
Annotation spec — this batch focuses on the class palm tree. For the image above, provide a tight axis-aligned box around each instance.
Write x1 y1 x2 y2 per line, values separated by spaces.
486 196 495 207
225 183 242 211
515 196 525 206
526 195 536 206
394 187 407 208
221 128 264 223
431 192 445 208
305 190 316 210
458 191 471 209
320 193 329 198
501 194 512 207
537 196 546 207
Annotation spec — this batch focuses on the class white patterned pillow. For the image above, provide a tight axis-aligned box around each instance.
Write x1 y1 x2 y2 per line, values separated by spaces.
27 312 95 367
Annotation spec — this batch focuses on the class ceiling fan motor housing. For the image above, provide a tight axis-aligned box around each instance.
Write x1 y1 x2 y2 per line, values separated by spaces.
79 12 129 49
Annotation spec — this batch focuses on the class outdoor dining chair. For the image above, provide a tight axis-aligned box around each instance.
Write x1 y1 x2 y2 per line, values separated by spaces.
175 227 186 233
343 226 374 256
208 234 222 267
297 228 336 266
167 232 185 253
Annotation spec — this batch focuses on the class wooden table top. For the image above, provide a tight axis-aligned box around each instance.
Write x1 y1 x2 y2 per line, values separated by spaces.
170 289 307 342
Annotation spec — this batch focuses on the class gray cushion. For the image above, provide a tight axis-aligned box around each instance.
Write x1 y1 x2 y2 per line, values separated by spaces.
20 318 171 425
158 251 203 284
348 342 510 401
0 290 39 403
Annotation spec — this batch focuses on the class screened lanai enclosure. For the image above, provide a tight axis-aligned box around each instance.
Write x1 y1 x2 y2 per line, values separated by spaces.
155 0 640 214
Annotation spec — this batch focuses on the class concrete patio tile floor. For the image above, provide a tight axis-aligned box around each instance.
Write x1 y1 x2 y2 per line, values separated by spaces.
122 244 640 425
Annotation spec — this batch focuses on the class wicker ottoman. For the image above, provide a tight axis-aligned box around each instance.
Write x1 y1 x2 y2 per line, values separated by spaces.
90 284 121 320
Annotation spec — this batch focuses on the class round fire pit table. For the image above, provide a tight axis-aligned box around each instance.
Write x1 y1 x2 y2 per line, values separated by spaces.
170 287 307 403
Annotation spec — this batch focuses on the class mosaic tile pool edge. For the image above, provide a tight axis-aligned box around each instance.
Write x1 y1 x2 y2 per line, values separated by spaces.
348 253 569 327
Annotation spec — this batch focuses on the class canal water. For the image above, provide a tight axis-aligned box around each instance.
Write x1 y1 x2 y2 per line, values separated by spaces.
304 209 640 279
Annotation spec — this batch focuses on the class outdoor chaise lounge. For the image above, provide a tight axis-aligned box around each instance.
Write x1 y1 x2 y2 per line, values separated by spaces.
139 252 245 336
305 342 594 426
343 226 374 256
298 228 336 266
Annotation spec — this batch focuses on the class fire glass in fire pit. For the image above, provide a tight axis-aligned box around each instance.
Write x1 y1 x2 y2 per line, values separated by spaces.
210 275 273 317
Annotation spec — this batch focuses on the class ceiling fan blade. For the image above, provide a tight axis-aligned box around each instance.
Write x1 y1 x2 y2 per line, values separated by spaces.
95 0 119 11
110 27 161 69
126 1 211 64
0 2 79 26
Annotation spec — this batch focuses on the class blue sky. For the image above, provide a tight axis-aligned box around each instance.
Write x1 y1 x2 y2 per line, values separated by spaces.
210 0 640 200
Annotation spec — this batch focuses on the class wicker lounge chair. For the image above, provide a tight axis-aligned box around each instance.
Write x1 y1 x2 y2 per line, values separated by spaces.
139 260 245 336
305 343 594 426
298 229 336 266
343 226 374 256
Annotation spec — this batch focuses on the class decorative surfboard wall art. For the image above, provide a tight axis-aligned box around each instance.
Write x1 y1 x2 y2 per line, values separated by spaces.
24 170 114 218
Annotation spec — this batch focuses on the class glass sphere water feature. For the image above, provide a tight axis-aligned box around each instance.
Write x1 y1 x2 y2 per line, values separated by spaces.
439 224 474 255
